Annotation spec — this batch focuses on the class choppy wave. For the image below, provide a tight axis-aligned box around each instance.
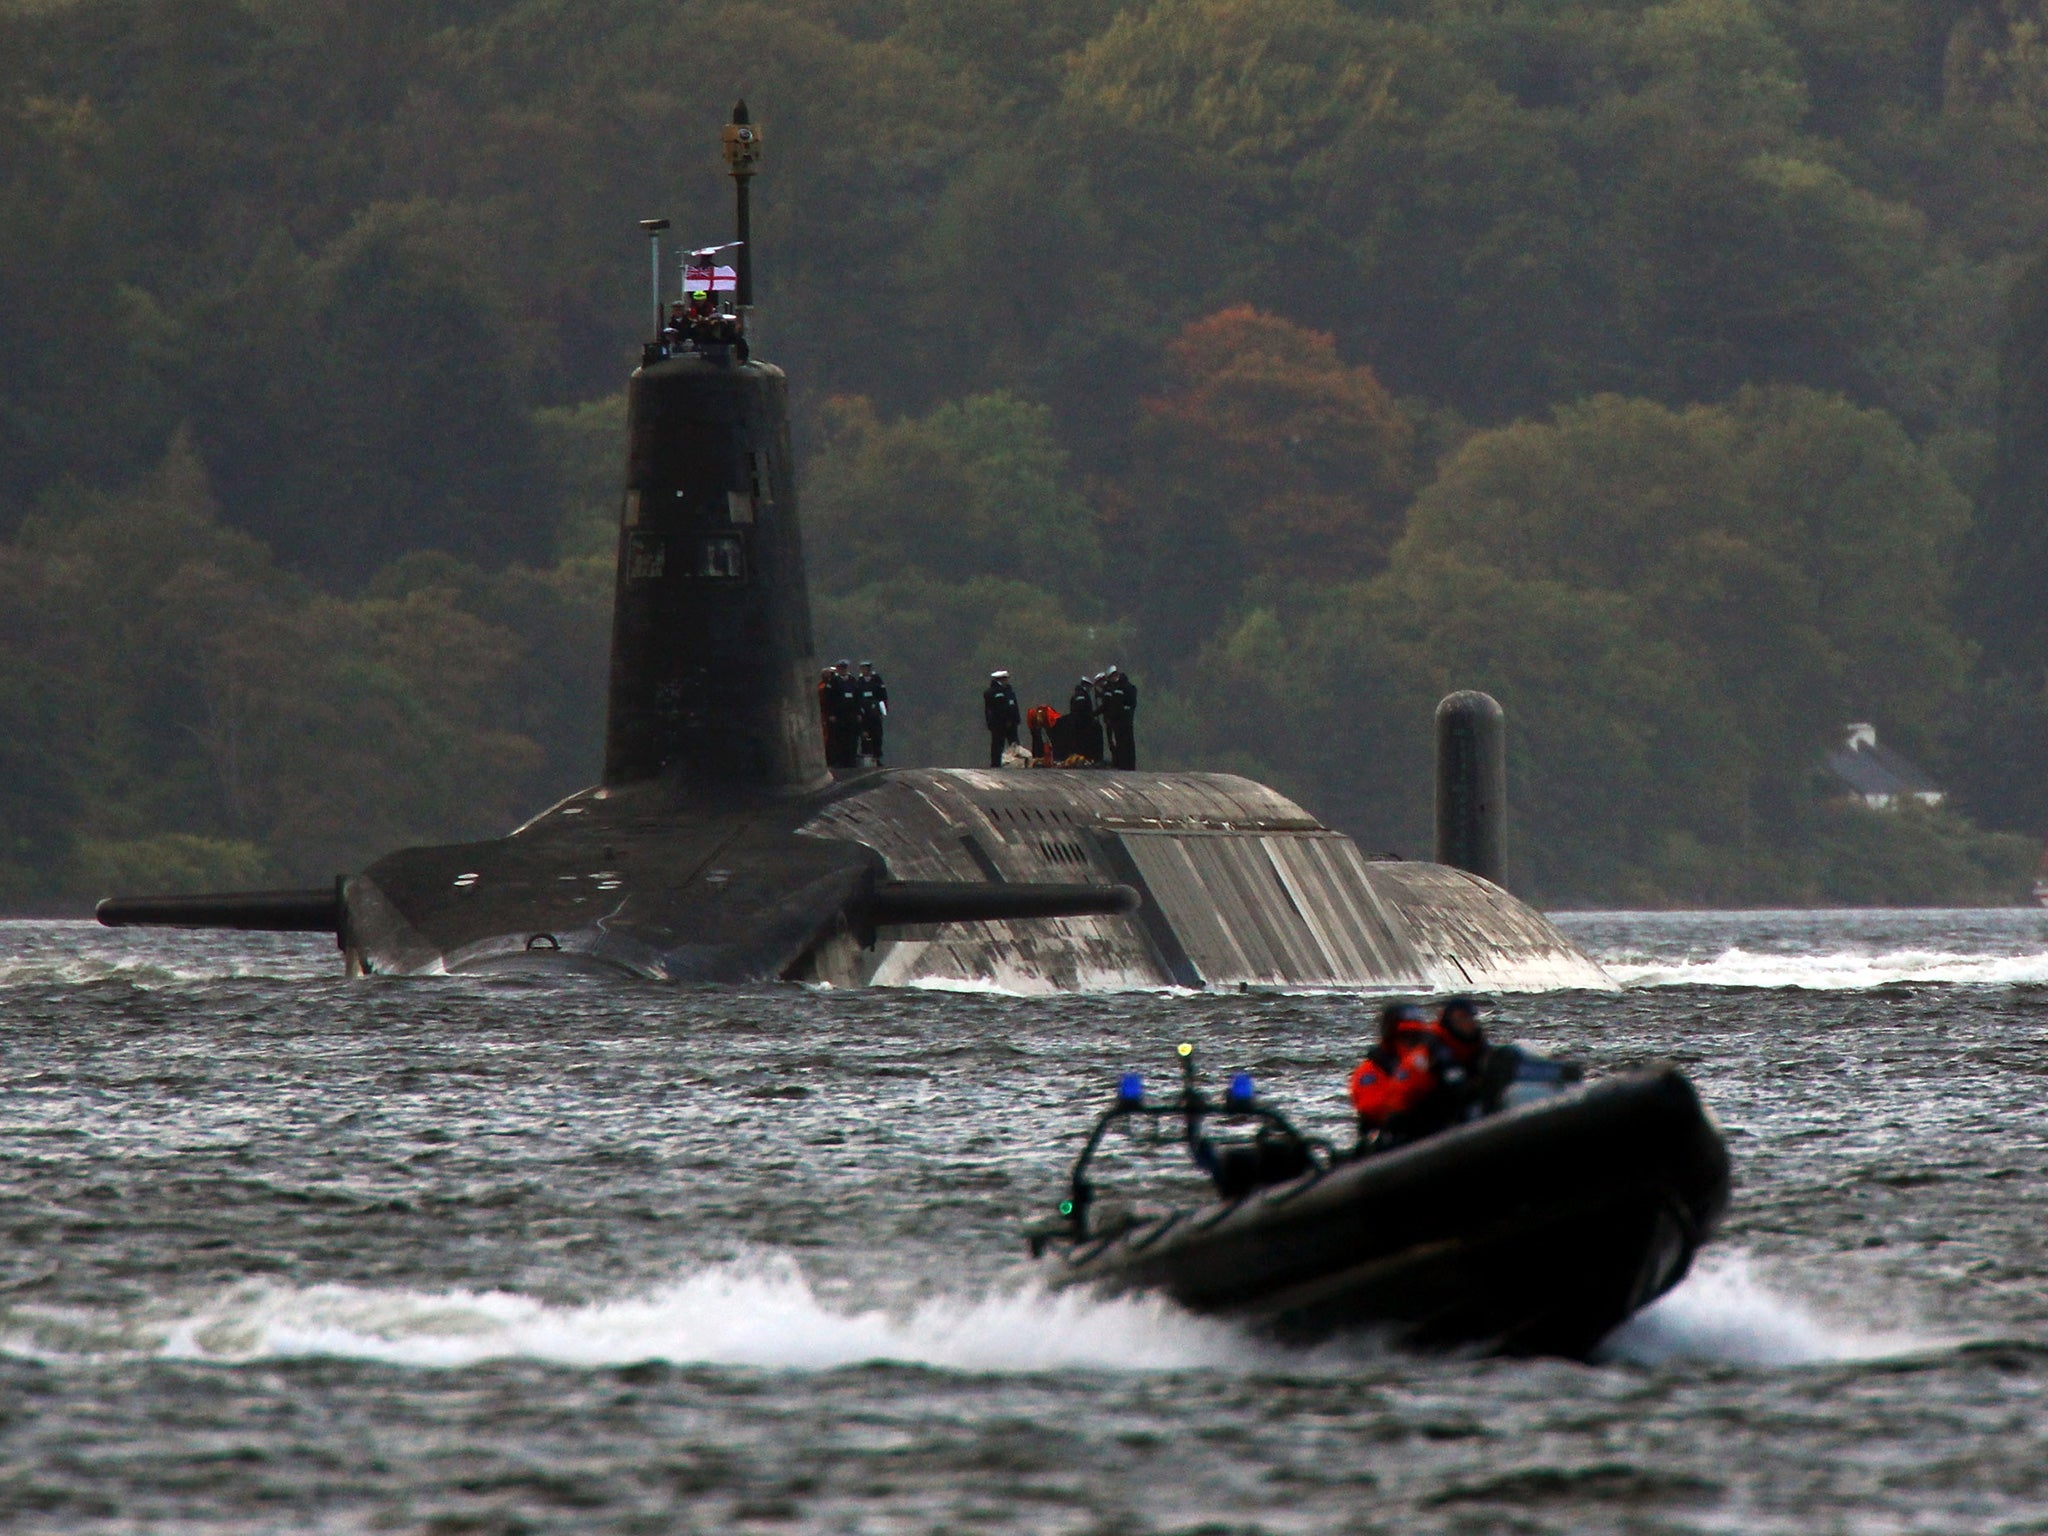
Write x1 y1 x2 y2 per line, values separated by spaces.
0 956 330 989
1604 945 2048 990
0 921 334 989
1599 1252 1939 1367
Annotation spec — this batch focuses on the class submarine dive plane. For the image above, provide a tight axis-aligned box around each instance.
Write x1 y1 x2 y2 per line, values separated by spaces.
99 105 1613 995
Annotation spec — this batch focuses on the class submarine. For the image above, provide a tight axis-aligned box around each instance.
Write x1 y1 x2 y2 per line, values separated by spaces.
97 105 1614 995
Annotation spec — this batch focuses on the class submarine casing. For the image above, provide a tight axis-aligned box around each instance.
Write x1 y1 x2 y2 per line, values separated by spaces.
338 765 1612 990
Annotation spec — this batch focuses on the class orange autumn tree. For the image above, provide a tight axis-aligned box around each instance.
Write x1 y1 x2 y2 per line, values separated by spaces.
1119 306 1413 674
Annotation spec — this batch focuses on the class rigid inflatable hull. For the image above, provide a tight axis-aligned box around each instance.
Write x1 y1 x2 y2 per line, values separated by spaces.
1047 1068 1728 1358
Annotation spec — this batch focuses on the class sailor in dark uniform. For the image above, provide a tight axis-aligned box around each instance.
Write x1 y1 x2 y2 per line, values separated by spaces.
1067 678 1104 763
983 670 1021 767
823 659 862 768
855 661 888 765
1099 666 1138 770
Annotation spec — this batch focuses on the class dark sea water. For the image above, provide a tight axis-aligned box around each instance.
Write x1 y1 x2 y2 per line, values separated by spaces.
2 908 2047 1533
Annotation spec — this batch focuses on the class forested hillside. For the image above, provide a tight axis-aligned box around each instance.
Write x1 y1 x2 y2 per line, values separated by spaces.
5 0 2048 907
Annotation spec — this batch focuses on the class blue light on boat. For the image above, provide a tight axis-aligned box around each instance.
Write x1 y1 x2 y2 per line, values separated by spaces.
1118 1072 1144 1104
1227 1072 1254 1104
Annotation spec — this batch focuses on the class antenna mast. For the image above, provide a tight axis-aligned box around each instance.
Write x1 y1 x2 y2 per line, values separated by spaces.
722 100 761 316
636 219 670 342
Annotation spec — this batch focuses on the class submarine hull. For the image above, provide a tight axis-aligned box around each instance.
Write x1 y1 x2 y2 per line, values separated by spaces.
1045 1067 1729 1358
341 767 1612 991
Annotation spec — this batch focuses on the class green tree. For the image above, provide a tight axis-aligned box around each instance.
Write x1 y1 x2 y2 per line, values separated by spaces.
175 205 555 586
534 393 627 560
1403 388 1969 752
1118 305 1412 677
1172 386 1973 901
806 391 1104 590
1970 241 2048 676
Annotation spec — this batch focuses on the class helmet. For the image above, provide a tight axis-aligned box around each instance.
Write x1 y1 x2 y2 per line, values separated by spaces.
1439 996 1484 1039
1378 1000 1428 1041
991 669 1009 679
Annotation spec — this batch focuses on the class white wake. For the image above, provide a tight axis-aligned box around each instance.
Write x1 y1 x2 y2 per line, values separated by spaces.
1 1256 1262 1374
1599 1252 1939 1367
0 1250 1947 1376
1604 945 2048 990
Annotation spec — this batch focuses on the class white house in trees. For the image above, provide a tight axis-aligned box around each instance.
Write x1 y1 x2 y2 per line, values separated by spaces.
1825 723 1945 811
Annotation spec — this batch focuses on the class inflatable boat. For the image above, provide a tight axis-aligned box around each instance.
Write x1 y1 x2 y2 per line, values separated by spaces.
1026 1047 1729 1358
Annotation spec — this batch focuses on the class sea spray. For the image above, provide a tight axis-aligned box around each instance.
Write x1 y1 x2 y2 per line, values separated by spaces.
1598 1251 1941 1367
10 1257 1267 1374
1603 945 2048 989
0 1249 1945 1377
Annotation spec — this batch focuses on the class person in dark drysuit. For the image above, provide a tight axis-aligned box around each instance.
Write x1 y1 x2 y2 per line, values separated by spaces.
983 670 1021 767
1066 678 1104 763
1349 998 1488 1152
817 667 836 760
855 661 888 765
1097 666 1138 770
823 659 863 768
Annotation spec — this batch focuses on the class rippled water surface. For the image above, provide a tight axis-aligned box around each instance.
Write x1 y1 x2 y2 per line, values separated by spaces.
2 909 2047 1533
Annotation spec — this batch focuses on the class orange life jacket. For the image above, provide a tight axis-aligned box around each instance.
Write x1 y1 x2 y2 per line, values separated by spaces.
1349 1018 1483 1127
1417 1017 1486 1068
1349 1034 1439 1124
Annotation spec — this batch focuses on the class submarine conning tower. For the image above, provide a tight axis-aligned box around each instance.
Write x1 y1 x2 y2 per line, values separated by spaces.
602 102 827 793
604 354 823 789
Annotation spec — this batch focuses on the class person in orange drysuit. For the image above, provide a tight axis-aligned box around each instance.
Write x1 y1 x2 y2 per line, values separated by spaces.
1349 997 1488 1150
1027 704 1060 765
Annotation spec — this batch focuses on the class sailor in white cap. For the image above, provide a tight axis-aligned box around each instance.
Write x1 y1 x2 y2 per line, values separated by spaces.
1099 665 1138 770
